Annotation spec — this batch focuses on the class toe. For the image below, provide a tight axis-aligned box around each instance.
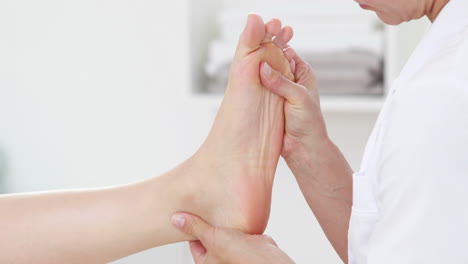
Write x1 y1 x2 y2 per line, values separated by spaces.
236 14 266 56
263 18 282 43
273 26 294 49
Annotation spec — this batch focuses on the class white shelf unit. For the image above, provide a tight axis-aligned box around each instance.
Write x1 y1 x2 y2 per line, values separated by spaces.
188 0 430 113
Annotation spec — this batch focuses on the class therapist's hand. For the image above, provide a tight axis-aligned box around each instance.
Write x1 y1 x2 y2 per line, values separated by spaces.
172 213 295 264
260 49 328 160
261 50 353 263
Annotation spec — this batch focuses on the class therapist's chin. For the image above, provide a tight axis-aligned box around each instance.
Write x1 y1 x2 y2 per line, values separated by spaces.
376 12 407 26
376 11 424 26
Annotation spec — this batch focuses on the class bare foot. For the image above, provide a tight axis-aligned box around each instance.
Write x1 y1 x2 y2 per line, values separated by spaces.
187 14 295 235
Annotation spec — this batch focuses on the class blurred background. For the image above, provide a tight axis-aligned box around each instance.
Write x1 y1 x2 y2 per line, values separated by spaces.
0 0 429 263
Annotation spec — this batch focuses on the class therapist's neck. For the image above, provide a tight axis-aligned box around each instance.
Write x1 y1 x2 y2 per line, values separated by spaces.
426 0 450 22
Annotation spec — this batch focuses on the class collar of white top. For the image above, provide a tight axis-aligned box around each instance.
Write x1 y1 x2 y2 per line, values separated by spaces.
396 0 468 84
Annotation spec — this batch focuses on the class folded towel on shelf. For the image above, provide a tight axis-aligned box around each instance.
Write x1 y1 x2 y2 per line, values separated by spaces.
299 50 382 69
300 49 384 95
205 49 384 96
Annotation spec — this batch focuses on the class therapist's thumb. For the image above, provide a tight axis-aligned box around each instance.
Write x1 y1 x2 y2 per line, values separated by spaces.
172 213 216 248
261 62 309 106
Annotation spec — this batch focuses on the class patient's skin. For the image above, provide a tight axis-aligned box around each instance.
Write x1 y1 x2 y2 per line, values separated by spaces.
0 15 294 264
194 14 295 234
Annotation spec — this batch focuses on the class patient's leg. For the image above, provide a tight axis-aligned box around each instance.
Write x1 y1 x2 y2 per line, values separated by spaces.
0 15 294 264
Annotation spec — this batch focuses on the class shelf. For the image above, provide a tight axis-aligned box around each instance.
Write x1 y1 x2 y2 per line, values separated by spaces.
188 1 430 116
189 94 385 113
320 96 384 112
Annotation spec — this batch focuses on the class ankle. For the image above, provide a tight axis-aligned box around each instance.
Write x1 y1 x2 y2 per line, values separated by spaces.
163 152 219 219
188 148 261 232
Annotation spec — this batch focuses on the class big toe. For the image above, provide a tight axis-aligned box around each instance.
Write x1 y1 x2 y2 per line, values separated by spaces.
236 14 266 57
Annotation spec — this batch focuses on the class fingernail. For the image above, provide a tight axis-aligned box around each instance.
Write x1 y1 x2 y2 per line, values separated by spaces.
172 214 186 229
262 62 272 76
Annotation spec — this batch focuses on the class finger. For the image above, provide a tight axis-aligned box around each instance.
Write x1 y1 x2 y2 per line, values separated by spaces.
263 18 282 43
260 62 308 106
273 26 294 49
172 213 215 248
283 47 296 62
292 52 310 74
290 59 296 76
292 53 316 90
189 241 207 264
283 47 297 74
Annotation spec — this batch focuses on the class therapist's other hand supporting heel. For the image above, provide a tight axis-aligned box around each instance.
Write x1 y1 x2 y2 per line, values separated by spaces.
172 212 295 264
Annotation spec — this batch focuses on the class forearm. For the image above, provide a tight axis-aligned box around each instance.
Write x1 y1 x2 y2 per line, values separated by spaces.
285 137 353 263
0 163 194 264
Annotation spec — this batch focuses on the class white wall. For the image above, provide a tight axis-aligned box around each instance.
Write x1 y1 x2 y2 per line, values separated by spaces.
0 0 427 263
0 0 198 262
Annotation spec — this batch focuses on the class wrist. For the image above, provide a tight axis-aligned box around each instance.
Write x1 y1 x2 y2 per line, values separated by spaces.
283 134 335 180
284 134 353 204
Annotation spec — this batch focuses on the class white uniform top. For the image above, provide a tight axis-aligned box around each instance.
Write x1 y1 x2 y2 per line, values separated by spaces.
348 0 468 263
